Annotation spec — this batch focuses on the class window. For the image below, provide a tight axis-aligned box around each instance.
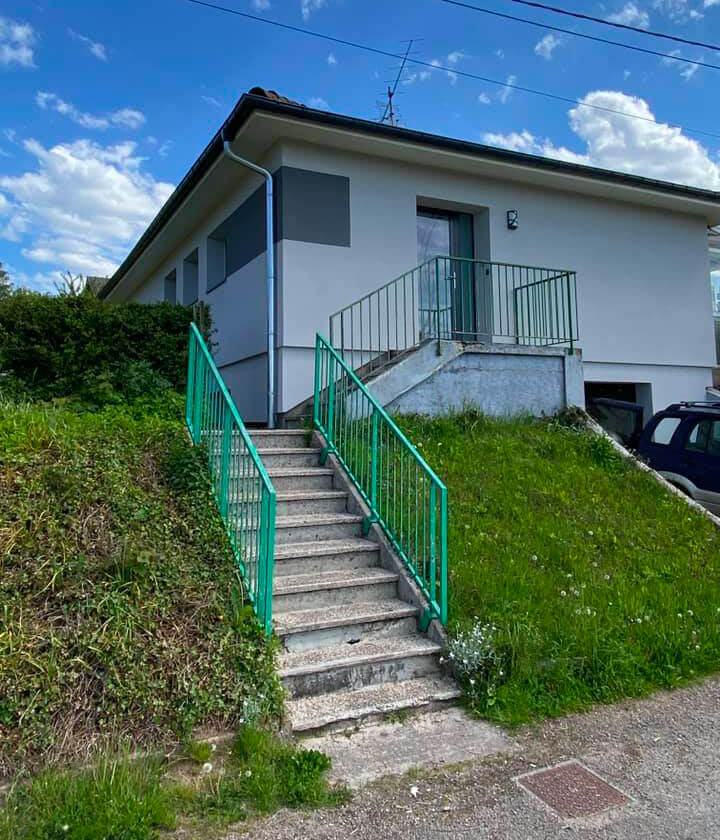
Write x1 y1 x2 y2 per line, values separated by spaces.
163 269 176 303
651 417 681 445
685 419 720 457
686 420 710 453
206 235 226 293
183 249 199 305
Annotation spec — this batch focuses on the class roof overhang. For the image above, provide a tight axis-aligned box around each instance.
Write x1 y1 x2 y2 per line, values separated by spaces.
101 94 720 300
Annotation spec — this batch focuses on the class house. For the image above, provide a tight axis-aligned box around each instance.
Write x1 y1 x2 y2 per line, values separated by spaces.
100 88 720 425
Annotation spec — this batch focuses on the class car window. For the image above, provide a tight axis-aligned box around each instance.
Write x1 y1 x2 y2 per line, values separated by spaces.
709 421 720 457
651 417 682 445
686 420 711 454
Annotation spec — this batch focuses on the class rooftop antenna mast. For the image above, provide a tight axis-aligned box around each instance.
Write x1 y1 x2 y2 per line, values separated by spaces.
380 39 413 125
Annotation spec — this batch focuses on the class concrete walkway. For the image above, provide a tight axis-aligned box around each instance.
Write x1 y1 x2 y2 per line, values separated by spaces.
226 676 720 839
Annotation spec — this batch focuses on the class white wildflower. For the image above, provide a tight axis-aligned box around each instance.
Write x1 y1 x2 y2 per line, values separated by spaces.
410 785 419 798
560 590 567 597
202 762 213 774
245 769 252 777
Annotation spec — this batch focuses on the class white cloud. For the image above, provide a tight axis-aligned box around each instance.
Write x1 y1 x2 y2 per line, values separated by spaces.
0 17 36 68
327 52 337 66
478 92 491 104
202 95 223 107
158 141 172 158
661 49 703 81
36 92 146 130
606 2 650 26
301 0 327 20
307 96 329 109
481 90 720 189
652 0 695 21
68 28 107 61
252 0 271 9
7 266 64 293
111 108 145 129
498 74 517 104
705 0 720 7
447 51 465 65
0 138 174 277
4 128 16 143
495 49 505 59
534 34 562 59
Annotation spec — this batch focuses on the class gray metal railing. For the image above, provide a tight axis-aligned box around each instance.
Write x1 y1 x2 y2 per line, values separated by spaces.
329 256 578 378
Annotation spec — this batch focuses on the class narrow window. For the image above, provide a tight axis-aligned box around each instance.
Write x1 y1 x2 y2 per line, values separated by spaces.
206 235 226 292
183 249 199 305
164 269 177 303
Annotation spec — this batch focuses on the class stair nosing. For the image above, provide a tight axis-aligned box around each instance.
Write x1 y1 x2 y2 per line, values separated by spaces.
274 569 398 596
267 467 334 476
275 513 363 527
279 640 442 678
274 539 379 559
274 601 418 635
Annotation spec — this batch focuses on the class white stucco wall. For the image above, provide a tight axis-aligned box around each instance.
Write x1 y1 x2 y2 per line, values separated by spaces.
276 140 714 413
118 135 714 420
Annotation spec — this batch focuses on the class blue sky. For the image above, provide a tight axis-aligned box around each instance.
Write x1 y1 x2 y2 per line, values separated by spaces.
1 0 718 290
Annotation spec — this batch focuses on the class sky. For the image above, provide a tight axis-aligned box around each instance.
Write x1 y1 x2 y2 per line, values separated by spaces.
1 0 719 292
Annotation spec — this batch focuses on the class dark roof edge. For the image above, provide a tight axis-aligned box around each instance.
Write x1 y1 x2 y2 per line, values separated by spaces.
100 93 720 299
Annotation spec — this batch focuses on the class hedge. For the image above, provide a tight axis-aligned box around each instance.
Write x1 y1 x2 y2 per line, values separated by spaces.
0 292 211 402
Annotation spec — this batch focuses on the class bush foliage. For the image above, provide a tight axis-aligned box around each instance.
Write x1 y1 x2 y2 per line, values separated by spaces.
0 292 210 403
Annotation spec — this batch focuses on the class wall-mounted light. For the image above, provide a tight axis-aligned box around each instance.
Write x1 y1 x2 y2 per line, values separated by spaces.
506 209 519 230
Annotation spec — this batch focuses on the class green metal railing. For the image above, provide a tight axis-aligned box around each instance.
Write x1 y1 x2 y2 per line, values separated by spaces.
329 256 578 379
185 322 276 635
314 333 448 627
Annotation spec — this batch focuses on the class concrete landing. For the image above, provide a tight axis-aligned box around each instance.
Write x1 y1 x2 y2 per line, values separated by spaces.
300 706 514 788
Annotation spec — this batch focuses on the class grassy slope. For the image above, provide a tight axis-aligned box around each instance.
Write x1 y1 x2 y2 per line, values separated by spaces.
0 395 282 776
398 411 720 725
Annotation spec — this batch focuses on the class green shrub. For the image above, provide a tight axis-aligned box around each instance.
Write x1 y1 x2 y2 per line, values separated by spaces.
0 291 210 402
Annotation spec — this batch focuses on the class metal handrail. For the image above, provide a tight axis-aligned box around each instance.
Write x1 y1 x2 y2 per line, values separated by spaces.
314 333 448 627
329 255 578 378
185 322 276 634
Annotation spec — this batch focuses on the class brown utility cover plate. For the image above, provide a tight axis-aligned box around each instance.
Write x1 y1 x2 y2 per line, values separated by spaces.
516 760 630 818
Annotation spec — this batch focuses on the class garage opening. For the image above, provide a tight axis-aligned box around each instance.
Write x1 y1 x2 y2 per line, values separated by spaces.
585 381 653 425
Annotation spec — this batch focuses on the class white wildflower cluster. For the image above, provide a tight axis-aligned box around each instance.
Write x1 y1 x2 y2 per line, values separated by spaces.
445 620 503 703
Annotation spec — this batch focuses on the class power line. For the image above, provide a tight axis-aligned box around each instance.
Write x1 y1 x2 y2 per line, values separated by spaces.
441 0 720 73
185 0 720 140
484 0 720 52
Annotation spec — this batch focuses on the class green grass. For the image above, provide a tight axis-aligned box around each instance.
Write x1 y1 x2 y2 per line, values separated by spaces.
396 410 720 725
0 393 282 776
0 728 346 840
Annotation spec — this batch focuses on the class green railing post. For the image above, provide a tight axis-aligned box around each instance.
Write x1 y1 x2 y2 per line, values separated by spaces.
186 325 196 434
434 258 442 355
566 272 575 352
192 356 203 445
219 406 232 519
440 486 448 626
320 354 336 465
363 407 379 536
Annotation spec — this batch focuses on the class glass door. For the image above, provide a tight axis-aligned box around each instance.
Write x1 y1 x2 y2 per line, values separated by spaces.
417 207 476 341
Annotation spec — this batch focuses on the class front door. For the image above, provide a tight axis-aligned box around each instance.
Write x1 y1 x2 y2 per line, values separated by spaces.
417 208 476 341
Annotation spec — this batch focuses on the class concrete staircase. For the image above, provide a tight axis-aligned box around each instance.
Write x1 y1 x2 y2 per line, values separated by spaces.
249 428 460 734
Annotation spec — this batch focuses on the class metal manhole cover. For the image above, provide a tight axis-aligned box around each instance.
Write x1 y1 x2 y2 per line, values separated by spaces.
516 760 630 818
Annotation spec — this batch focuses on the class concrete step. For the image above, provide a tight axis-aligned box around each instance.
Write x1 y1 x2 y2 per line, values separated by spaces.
228 490 348 518
286 675 461 733
249 429 311 450
268 468 335 493
276 490 348 517
274 538 380 577
275 599 419 652
274 513 363 544
272 568 398 613
241 448 322 470
279 636 442 699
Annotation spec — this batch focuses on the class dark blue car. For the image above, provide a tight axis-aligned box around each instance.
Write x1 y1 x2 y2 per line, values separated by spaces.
636 402 720 515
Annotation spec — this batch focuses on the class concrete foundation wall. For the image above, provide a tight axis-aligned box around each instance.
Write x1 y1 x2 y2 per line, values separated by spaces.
370 342 583 417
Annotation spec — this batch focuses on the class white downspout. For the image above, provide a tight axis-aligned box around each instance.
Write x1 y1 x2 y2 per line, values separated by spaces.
222 140 276 429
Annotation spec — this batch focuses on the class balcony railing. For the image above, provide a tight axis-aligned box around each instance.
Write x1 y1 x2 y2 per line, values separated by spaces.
329 256 578 378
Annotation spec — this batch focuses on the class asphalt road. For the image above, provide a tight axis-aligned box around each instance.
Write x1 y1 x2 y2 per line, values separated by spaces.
225 676 720 840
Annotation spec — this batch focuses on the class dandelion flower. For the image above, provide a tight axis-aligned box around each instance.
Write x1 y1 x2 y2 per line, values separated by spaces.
245 769 253 777
560 590 567 597
202 762 213 774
